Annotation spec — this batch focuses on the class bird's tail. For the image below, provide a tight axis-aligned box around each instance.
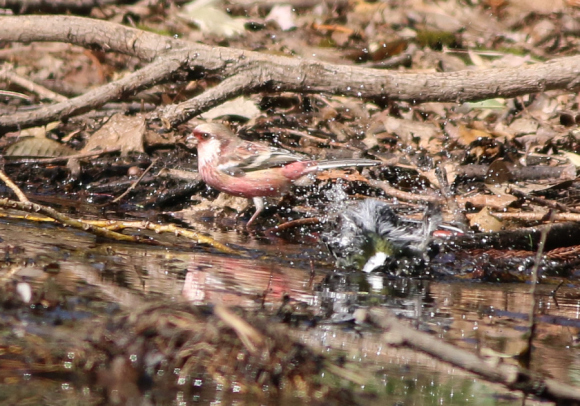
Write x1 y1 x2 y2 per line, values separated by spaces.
316 159 380 170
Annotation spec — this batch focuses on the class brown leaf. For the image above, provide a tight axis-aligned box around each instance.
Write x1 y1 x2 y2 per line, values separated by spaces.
469 207 503 232
455 125 494 146
457 191 517 210
4 137 74 158
382 116 441 149
82 113 145 156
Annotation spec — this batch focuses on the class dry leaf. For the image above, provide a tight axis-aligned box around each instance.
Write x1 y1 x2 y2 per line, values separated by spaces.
456 125 494 146
178 0 246 38
561 151 580 168
82 113 145 155
469 207 503 232
266 4 297 31
201 97 261 121
457 191 517 210
508 118 539 136
5 137 75 157
382 116 441 148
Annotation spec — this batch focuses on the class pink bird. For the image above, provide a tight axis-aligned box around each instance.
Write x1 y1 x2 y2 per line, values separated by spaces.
192 123 379 226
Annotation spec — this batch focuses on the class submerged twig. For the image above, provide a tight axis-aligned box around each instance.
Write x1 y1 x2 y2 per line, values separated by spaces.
267 217 320 233
0 198 154 243
520 211 555 377
86 220 239 255
0 198 239 254
368 307 580 403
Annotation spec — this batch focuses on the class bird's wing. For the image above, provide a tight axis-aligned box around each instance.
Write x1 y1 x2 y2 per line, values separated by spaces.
216 140 305 175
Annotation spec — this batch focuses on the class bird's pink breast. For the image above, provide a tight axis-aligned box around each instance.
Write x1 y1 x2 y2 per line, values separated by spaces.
200 161 317 198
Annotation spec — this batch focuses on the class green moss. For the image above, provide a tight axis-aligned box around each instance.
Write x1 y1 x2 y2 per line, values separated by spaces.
416 30 458 49
136 24 173 37
318 37 337 48
494 46 528 56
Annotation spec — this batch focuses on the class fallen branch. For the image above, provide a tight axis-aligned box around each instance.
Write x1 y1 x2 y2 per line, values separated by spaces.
0 54 184 130
0 0 119 14
2 15 580 131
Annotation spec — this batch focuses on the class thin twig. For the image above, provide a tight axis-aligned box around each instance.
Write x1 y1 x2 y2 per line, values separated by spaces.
276 127 361 152
0 169 29 203
267 217 320 233
0 63 68 102
0 198 154 243
368 179 445 203
484 211 580 222
550 280 564 309
508 188 580 214
0 89 33 102
112 158 157 203
6 147 121 164
0 209 240 255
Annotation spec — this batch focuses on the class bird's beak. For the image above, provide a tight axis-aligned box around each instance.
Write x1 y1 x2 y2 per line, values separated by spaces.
184 134 198 149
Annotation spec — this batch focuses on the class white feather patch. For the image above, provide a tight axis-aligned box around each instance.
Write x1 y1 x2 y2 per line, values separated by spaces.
362 252 388 273
199 138 221 167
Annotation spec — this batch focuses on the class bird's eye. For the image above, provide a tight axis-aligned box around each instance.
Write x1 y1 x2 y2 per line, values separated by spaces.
194 130 211 140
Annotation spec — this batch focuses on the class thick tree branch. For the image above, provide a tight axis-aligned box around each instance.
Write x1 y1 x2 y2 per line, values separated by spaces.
0 0 120 14
1 15 580 130
159 71 267 125
0 55 183 130
0 14 179 61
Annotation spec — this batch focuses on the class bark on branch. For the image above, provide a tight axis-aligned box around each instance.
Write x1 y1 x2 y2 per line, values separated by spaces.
1 15 580 131
0 0 120 14
3 56 183 128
